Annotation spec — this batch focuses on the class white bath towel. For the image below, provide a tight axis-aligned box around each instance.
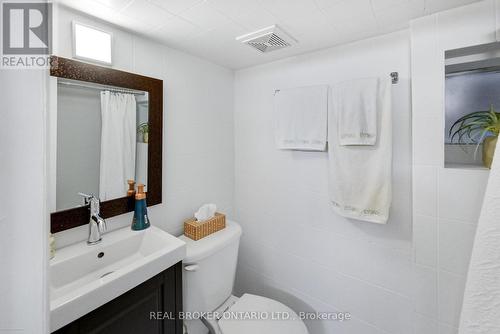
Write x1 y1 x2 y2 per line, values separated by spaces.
328 79 392 224
337 78 379 145
459 140 500 334
274 85 328 151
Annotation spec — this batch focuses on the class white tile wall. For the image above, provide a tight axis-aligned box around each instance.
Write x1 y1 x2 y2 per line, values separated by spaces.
438 168 489 223
235 264 392 334
413 166 438 216
439 322 459 334
410 15 442 120
0 70 49 333
415 265 438 317
438 271 467 326
439 220 476 274
413 116 443 165
52 5 235 247
437 0 496 50
414 313 439 334
233 30 412 334
411 1 497 331
414 215 438 267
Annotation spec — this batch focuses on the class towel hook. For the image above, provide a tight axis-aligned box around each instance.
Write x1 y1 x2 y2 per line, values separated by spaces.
390 72 398 84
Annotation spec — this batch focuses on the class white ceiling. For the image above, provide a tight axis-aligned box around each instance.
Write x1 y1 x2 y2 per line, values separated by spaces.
56 0 482 69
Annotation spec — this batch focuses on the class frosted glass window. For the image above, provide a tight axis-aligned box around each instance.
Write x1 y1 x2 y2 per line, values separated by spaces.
445 71 500 143
73 22 112 65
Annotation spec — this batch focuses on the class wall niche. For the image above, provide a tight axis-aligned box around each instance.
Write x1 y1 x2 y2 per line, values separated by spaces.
445 42 500 169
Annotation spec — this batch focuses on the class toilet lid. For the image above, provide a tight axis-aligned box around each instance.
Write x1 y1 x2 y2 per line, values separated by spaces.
218 294 308 334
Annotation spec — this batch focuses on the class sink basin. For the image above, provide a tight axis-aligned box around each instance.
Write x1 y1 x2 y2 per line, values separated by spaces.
50 226 186 332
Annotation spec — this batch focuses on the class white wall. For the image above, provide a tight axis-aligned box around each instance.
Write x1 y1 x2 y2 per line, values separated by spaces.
52 5 235 247
0 71 49 331
411 1 497 333
233 30 412 334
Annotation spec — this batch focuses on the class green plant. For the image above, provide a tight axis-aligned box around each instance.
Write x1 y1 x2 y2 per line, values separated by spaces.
137 122 149 142
449 105 500 146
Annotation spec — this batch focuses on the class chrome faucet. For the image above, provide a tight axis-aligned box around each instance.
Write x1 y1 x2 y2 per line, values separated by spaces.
79 193 107 245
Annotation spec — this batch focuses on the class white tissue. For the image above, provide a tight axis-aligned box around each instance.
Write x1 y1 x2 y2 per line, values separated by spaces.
195 204 217 221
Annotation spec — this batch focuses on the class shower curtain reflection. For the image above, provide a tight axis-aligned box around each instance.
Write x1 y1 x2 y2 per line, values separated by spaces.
99 91 137 201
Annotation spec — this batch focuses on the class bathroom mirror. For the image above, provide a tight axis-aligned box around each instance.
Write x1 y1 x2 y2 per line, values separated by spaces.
49 56 163 233
55 79 148 211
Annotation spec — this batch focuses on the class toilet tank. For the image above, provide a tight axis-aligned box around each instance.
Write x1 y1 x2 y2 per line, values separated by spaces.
180 220 242 313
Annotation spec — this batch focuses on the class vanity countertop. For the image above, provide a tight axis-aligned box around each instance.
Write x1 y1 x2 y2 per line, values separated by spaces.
50 226 186 332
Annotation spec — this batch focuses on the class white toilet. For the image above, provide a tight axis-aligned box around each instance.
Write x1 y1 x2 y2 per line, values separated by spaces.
180 220 308 334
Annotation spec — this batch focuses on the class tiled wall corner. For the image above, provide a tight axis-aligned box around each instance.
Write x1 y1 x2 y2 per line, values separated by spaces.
411 1 496 331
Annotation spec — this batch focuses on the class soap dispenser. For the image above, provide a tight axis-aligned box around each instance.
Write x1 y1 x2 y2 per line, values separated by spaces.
132 184 150 231
127 179 136 197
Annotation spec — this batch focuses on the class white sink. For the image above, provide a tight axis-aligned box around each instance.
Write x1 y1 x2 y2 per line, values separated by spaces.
50 225 186 332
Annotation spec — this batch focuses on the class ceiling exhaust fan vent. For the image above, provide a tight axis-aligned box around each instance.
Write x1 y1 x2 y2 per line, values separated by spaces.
236 25 297 53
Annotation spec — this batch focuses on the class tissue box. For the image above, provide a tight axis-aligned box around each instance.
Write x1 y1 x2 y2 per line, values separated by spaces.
184 212 226 241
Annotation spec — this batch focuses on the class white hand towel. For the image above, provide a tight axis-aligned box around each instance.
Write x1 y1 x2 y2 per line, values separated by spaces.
337 78 379 146
274 85 328 151
328 79 392 224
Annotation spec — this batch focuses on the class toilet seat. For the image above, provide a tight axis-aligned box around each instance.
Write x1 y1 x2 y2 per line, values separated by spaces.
217 294 308 334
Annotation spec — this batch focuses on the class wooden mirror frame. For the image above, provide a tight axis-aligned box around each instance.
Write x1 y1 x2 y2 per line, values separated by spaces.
50 56 163 233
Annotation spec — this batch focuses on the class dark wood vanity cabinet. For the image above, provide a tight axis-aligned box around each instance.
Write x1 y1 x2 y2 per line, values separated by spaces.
53 262 183 334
